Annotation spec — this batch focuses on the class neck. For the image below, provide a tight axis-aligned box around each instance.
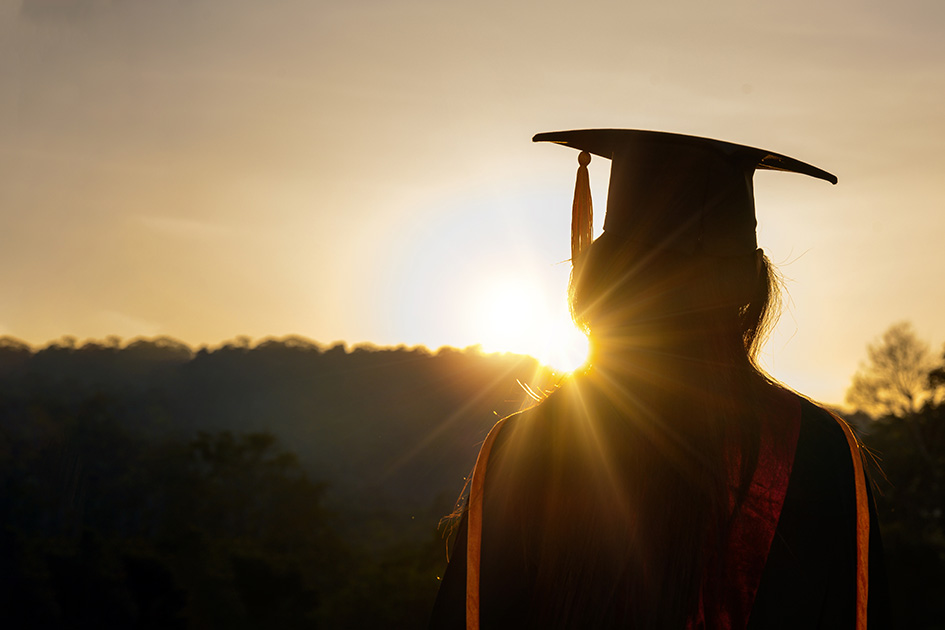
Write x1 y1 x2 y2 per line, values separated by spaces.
585 322 753 387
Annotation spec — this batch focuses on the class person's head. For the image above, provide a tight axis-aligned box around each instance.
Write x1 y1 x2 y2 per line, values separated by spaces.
533 128 834 373
569 233 779 371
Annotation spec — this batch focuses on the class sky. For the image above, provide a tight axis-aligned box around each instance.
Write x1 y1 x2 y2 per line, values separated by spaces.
2 0 944 405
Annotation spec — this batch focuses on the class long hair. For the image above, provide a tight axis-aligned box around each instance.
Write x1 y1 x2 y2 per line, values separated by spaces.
502 234 782 628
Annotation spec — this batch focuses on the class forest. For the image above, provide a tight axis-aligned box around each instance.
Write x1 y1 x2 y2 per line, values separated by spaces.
0 330 942 628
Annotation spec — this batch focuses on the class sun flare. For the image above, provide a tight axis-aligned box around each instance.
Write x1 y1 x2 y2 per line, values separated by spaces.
469 277 589 373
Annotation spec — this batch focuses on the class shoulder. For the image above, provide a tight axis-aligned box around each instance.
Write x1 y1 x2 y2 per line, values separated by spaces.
486 389 562 471
760 386 851 465
761 385 845 443
795 396 856 477
797 396 847 439
489 383 578 454
481 382 588 500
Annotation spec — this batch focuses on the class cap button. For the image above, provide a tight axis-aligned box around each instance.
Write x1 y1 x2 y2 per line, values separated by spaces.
578 151 591 166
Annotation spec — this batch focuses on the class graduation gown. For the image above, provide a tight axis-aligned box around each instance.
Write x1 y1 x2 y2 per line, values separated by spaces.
428 382 891 629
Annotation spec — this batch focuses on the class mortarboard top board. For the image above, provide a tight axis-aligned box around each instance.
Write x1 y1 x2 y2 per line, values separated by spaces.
533 129 837 258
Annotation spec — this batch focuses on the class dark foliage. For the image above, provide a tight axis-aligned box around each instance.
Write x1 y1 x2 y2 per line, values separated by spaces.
856 400 945 629
843 334 945 628
0 336 551 628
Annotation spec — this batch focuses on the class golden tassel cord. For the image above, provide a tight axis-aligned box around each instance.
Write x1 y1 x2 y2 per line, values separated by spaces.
571 151 594 263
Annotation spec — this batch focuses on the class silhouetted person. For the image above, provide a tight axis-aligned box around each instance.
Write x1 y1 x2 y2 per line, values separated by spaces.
429 129 890 629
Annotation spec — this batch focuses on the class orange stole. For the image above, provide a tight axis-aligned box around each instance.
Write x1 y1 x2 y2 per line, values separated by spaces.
829 411 871 630
465 417 507 630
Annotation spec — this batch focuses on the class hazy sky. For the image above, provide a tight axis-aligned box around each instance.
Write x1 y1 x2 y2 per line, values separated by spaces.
2 0 944 405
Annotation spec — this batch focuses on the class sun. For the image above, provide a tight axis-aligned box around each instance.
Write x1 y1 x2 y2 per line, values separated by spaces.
469 276 589 373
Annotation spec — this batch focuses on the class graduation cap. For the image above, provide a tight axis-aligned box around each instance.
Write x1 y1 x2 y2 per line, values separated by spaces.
533 129 837 261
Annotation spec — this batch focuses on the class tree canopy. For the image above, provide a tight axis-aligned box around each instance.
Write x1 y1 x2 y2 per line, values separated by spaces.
845 321 942 418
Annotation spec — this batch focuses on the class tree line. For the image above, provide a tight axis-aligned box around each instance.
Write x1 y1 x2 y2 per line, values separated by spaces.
0 335 554 628
0 329 942 627
843 322 945 627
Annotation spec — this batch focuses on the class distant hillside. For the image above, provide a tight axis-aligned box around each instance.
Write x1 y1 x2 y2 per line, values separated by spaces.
3 335 570 627
0 335 561 510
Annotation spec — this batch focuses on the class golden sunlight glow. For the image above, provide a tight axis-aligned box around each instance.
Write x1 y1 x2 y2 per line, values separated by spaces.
470 277 589 373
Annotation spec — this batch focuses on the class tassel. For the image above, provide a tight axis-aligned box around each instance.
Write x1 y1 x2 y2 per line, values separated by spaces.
571 151 593 264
